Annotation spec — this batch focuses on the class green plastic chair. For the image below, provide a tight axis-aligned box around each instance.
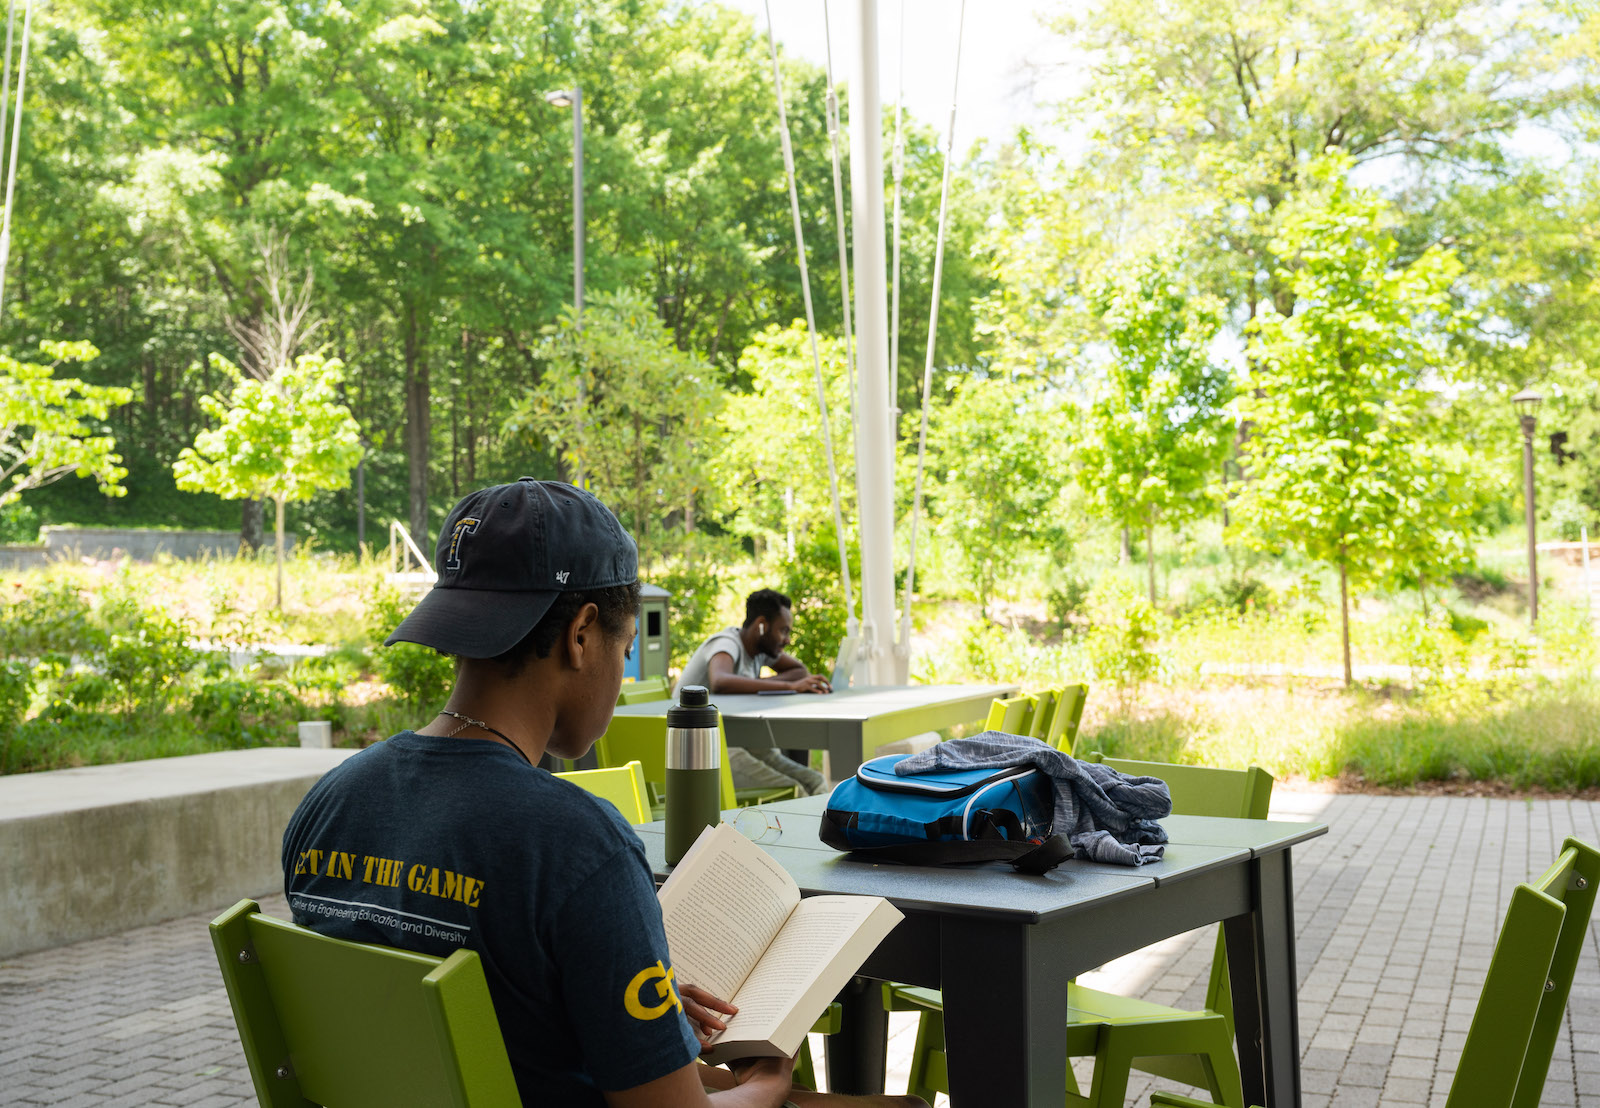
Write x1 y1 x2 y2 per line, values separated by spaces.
1023 687 1060 740
616 676 671 705
885 754 1272 1108
594 714 793 819
555 761 651 824
1049 683 1089 755
984 693 1037 735
1152 835 1600 1108
211 899 519 1107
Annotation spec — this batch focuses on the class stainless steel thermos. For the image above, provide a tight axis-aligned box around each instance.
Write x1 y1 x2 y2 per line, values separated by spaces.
665 685 722 864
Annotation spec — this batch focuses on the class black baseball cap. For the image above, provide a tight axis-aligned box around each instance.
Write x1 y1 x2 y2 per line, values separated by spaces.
384 479 638 658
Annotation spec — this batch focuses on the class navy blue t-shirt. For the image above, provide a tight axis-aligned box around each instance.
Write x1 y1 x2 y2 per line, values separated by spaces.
282 732 699 1104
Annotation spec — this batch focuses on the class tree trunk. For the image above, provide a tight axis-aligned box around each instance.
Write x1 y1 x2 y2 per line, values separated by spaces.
1339 556 1352 688
274 497 286 611
1220 456 1230 531
633 412 647 561
404 301 431 550
356 450 367 554
240 499 265 553
1120 526 1131 564
1146 506 1157 606
463 329 477 487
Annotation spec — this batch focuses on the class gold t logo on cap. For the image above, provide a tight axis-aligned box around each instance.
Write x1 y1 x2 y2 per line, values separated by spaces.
446 517 481 572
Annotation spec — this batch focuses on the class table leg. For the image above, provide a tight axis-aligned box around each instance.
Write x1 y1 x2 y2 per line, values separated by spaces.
828 720 863 783
940 917 1070 1107
1225 850 1302 1108
824 976 888 1094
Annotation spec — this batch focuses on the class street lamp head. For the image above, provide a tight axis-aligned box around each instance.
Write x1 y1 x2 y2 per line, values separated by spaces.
1513 387 1543 425
545 89 576 108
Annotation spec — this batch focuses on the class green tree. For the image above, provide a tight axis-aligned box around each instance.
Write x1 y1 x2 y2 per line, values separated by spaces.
0 341 132 508
174 353 363 608
929 376 1069 620
506 289 723 568
1076 253 1233 603
1048 0 1593 319
1235 160 1476 684
714 323 856 563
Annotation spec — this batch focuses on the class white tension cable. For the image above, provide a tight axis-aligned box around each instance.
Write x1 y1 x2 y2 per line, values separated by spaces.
0 0 32 319
762 0 859 639
900 0 967 669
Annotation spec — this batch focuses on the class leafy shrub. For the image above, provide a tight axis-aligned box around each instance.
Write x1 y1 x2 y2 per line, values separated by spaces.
1085 575 1164 693
1547 495 1591 542
0 661 30 734
0 578 104 659
1047 574 1092 629
37 670 116 720
97 593 200 711
366 582 454 710
0 501 39 544
656 564 725 672
283 654 360 700
1452 565 1510 600
772 536 857 677
1219 573 1274 614
190 675 305 747
1538 600 1597 672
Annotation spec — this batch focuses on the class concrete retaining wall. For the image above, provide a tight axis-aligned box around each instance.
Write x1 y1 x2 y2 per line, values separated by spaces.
0 527 299 572
0 748 354 958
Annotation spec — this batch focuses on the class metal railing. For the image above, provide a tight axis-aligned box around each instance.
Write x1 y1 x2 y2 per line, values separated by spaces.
387 521 436 587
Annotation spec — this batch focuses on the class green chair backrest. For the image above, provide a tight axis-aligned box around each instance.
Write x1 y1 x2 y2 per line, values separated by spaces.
984 694 1036 735
617 676 670 705
1025 687 1061 741
555 761 651 824
210 898 520 1108
1048 683 1089 755
1448 837 1600 1108
594 714 742 812
593 715 670 791
1090 753 1272 821
1088 752 1273 1024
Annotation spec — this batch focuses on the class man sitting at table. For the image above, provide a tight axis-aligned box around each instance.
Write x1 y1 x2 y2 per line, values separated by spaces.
282 480 921 1108
675 588 828 796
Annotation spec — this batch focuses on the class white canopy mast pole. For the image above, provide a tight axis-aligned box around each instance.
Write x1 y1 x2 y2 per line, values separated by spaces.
850 0 897 684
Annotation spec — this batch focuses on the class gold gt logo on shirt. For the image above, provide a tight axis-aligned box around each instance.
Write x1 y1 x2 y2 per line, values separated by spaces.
623 960 683 1021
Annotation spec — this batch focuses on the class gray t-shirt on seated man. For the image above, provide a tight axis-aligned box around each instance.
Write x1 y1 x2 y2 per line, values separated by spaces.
676 627 770 690
674 627 826 795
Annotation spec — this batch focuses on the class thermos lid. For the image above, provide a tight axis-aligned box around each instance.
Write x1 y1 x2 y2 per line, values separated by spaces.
667 685 719 729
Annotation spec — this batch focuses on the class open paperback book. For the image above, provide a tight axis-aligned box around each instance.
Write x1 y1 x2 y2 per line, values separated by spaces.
658 820 903 1065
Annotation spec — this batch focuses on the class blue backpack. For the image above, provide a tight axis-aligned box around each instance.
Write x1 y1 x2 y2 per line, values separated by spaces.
819 753 1072 873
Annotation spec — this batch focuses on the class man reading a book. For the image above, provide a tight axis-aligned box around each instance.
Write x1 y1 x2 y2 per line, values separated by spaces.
675 588 829 796
282 479 922 1108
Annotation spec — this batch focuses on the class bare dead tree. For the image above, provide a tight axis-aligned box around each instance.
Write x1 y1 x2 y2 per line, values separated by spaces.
226 229 321 552
226 230 322 383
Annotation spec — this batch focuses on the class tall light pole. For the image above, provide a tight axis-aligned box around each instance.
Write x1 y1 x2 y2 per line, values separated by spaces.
546 87 584 486
1514 387 1543 626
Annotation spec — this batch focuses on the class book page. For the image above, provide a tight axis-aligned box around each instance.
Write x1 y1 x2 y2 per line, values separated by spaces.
706 895 903 1058
657 822 799 1002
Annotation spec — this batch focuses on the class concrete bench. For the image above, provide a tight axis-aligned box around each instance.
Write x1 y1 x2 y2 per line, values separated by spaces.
0 748 354 958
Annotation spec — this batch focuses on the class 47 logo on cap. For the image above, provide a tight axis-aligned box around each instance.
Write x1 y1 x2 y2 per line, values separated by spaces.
555 570 570 584
623 960 682 1020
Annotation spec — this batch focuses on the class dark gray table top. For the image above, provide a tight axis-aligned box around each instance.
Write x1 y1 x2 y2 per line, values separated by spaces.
635 795 1326 925
610 683 1016 724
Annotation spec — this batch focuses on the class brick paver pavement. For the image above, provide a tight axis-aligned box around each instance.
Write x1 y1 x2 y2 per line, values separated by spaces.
2 791 1597 1107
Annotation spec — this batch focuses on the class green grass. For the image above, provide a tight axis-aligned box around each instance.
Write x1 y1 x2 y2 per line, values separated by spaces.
5 524 1599 791
1074 676 1600 792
